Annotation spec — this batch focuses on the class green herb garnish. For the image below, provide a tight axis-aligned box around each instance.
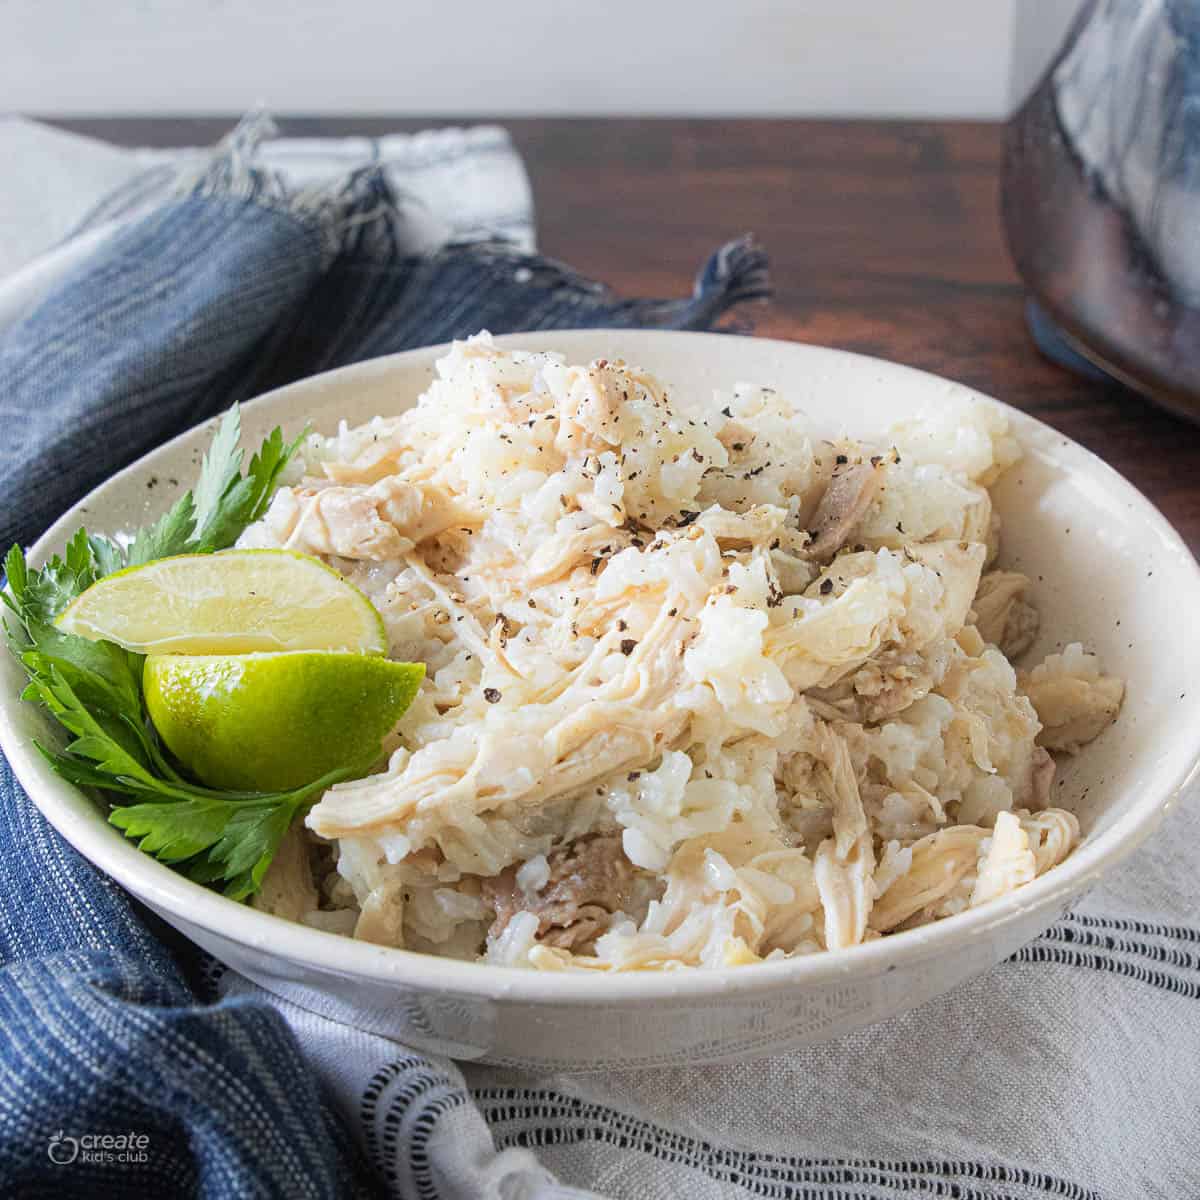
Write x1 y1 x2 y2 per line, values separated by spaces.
0 406 351 901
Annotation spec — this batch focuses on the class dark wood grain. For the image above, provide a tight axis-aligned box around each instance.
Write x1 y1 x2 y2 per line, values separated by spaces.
48 116 1200 552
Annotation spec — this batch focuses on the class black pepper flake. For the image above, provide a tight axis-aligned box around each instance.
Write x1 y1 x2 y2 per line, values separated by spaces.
744 465 765 478
819 578 833 595
617 619 628 631
620 638 638 655
896 521 905 533
835 454 848 465
770 538 781 550
627 771 641 781
590 557 602 575
676 509 700 527
528 598 537 608
732 442 745 452
721 406 732 418
869 455 882 467
668 607 678 617
483 688 501 703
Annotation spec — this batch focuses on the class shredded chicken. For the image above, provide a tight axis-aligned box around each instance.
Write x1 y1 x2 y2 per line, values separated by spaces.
970 811 1036 907
846 644 952 722
1022 808 1080 874
307 598 694 844
243 477 470 561
973 570 1039 658
1019 646 1125 753
231 337 1119 969
813 832 875 950
1030 746 1056 809
815 725 868 858
869 825 988 931
480 834 640 950
354 883 406 947
803 462 884 560
253 829 318 923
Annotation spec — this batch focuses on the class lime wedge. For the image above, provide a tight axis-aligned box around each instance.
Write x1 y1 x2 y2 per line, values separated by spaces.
144 651 424 791
56 549 388 655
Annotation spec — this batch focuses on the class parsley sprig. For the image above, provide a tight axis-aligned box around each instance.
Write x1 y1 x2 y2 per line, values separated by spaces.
0 407 366 901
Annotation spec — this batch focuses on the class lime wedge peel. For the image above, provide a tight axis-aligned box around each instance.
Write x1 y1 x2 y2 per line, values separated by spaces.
56 549 388 656
144 651 424 792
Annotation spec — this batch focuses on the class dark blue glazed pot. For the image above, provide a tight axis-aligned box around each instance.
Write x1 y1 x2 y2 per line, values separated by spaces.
1004 0 1200 420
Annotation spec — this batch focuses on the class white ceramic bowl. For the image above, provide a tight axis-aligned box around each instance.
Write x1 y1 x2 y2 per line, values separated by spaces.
4 331 1199 1070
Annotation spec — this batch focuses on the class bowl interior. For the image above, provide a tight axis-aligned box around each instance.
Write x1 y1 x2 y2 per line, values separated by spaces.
4 330 1199 999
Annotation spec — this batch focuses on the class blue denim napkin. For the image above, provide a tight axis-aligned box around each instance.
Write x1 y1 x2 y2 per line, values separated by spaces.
0 126 768 1197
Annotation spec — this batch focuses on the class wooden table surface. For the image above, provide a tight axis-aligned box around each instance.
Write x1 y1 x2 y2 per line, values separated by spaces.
52 116 1200 553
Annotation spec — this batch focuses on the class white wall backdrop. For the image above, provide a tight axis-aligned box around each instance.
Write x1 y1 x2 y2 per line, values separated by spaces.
1 0 1082 118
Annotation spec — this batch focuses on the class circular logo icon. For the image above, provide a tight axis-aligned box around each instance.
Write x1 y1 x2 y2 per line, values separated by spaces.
47 1131 78 1165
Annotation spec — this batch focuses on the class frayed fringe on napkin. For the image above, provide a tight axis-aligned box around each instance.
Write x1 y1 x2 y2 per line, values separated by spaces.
77 111 772 327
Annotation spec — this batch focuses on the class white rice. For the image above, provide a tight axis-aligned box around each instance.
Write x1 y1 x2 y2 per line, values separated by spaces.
243 334 1121 971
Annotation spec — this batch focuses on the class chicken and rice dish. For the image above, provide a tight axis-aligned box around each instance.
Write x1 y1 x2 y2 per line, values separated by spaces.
240 334 1124 971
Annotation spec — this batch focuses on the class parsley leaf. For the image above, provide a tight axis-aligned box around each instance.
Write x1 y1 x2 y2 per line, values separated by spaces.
190 407 246 546
87 534 125 580
188 411 306 555
1 407 351 902
124 492 197 568
105 759 370 901
4 528 99 633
